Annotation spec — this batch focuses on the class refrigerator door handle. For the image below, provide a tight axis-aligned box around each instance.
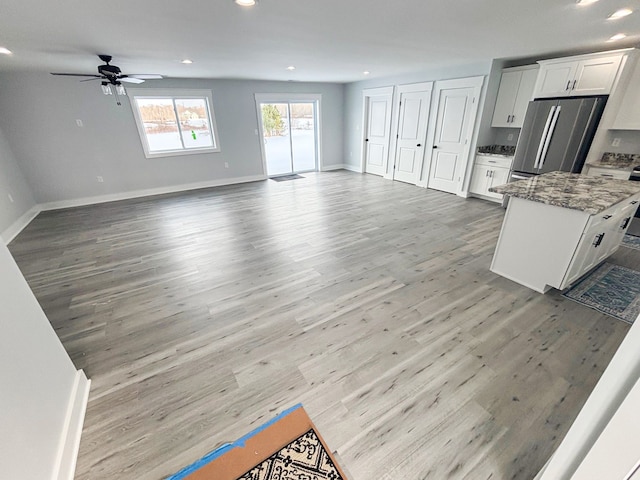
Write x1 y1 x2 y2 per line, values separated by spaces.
538 106 562 170
533 106 557 170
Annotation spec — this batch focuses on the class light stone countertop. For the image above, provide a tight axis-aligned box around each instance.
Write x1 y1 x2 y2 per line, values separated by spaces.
489 171 640 215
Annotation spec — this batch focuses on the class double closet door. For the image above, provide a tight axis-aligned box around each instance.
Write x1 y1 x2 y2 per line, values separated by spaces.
364 83 432 185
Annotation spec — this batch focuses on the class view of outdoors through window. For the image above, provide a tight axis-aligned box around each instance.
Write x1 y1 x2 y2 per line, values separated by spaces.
261 102 316 176
136 98 215 153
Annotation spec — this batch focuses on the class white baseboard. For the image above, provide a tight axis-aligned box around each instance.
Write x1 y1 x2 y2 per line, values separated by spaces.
323 164 363 173
54 370 91 480
1 205 41 245
39 174 267 211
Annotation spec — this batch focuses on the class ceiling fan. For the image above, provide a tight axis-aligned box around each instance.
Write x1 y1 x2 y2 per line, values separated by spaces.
51 55 163 104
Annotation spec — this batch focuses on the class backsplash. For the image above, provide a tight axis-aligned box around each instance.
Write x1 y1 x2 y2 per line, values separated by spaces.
478 144 516 156
599 152 640 167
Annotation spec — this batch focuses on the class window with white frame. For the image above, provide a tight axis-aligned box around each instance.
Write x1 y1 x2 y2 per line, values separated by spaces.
129 88 220 158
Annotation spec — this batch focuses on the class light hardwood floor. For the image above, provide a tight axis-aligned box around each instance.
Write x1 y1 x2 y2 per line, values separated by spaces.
9 171 636 480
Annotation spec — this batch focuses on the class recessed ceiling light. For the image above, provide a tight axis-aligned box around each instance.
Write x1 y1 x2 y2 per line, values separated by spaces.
235 0 256 6
181 59 193 64
363 71 370 75
576 0 598 5
286 66 296 71
608 33 627 41
0 47 13 55
609 8 633 19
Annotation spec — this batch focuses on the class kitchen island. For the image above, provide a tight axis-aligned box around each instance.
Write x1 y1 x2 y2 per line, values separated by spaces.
489 171 640 293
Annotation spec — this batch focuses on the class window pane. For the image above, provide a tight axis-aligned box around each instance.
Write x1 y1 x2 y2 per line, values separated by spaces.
261 103 292 176
135 98 182 152
175 99 214 149
290 102 316 171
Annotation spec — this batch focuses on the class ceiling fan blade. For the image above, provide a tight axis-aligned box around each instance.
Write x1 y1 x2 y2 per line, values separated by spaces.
80 77 105 82
120 77 145 84
127 74 164 80
51 73 102 77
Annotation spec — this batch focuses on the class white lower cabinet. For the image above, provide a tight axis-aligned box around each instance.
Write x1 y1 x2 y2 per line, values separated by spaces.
469 155 512 202
491 194 640 293
563 198 639 287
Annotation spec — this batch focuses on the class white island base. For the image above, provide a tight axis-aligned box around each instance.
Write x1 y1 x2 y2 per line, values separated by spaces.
490 195 639 294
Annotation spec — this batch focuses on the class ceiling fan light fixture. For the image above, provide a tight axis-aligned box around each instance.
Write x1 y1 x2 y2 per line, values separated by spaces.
181 59 193 64
0 47 13 55
235 0 256 6
116 84 126 96
101 83 113 95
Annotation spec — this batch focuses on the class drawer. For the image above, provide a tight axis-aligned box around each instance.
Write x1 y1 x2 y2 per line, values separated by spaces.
475 155 513 169
586 166 631 180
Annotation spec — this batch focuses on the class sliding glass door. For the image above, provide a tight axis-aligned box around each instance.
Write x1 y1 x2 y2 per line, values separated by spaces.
257 96 319 177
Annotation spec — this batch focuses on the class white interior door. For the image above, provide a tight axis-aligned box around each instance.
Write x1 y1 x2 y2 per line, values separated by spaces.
427 80 481 194
392 85 432 185
364 92 393 176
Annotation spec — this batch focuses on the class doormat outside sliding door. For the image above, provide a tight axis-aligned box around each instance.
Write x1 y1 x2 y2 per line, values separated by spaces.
270 174 305 182
562 263 640 324
167 404 347 480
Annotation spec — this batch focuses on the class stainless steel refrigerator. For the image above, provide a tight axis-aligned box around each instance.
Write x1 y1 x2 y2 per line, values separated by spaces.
510 96 607 181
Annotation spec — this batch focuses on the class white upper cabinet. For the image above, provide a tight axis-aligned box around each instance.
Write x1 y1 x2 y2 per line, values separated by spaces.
534 52 624 98
491 66 538 128
612 58 640 130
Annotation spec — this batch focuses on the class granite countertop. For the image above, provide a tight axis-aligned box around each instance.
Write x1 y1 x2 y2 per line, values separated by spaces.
489 171 640 215
588 152 640 171
477 145 516 157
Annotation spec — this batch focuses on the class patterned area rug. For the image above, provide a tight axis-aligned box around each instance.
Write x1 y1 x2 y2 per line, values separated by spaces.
621 233 640 251
563 263 640 324
270 174 304 182
238 429 343 480
167 404 347 480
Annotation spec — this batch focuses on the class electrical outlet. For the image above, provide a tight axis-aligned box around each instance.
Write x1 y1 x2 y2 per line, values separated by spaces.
97 176 104 183
76 119 83 127
612 138 621 147
8 193 14 203
224 162 229 168
507 134 514 141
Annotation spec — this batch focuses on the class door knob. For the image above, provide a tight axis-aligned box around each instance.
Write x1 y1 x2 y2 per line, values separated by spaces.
433 146 438 149
365 138 369 142
417 144 422 147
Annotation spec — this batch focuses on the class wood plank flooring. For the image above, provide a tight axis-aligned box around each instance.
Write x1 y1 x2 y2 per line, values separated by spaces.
9 171 636 480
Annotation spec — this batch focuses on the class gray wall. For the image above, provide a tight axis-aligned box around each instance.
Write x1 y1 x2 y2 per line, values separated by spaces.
0 124 36 239
342 60 492 172
0 73 344 204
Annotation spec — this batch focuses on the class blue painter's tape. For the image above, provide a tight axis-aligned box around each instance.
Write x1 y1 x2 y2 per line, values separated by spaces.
165 403 304 480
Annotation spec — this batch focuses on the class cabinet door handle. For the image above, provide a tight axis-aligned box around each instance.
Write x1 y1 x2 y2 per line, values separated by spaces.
416 144 422 147
485 170 489 177
631 200 638 205
593 233 605 247
621 217 631 229
511 115 515 123
572 80 577 90
566 80 571 91
602 214 612 219
489 170 494 178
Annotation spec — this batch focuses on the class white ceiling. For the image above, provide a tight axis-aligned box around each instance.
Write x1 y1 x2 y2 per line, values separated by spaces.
1 0 639 83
